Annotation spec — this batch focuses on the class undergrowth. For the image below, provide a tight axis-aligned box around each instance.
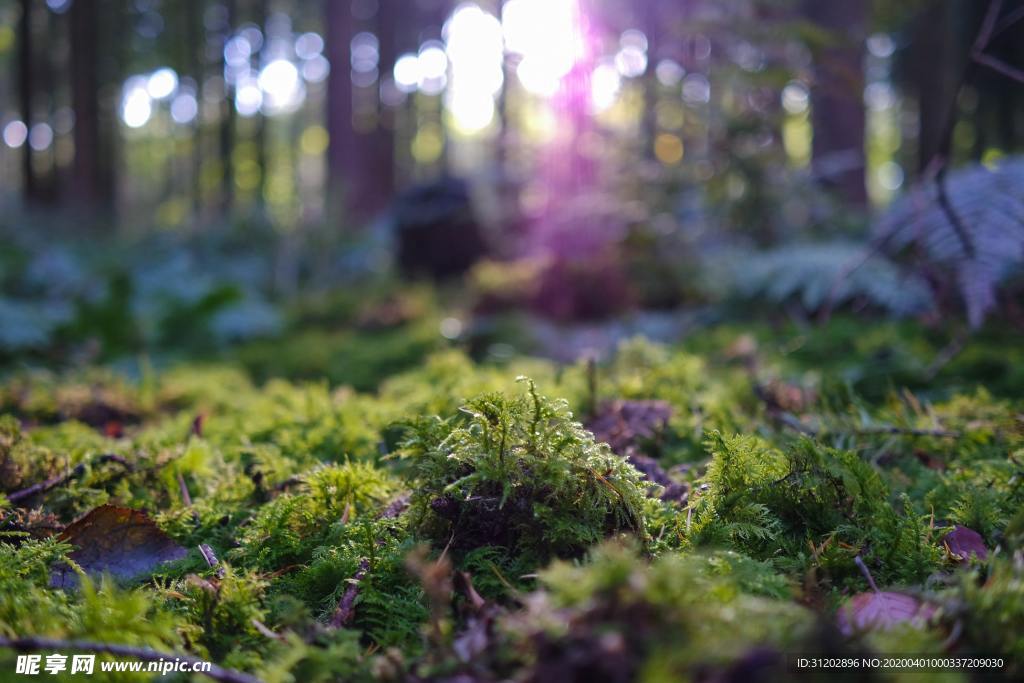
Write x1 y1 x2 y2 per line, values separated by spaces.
1 321 1022 681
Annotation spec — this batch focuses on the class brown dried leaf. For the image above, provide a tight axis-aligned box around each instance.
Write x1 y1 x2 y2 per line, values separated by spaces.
837 591 936 635
50 504 188 588
943 525 988 562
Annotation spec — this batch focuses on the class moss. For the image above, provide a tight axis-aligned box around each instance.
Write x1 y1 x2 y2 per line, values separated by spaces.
235 462 397 570
691 433 942 587
499 541 814 682
1 320 1022 680
400 378 649 560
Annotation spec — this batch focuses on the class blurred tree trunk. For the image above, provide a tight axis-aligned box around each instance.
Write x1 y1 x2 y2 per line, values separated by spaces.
18 0 39 204
69 0 115 211
803 0 867 206
370 0 397 205
254 0 268 205
912 2 960 172
186 0 204 215
220 0 237 214
326 0 355 223
326 0 398 223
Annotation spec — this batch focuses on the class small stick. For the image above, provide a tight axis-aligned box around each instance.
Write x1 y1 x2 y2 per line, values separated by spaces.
177 472 194 507
854 555 880 593
250 619 285 642
7 464 86 504
0 636 262 683
586 355 598 417
199 544 226 578
330 559 369 628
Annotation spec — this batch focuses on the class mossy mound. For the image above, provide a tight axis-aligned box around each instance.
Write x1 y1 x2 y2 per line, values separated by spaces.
401 378 647 560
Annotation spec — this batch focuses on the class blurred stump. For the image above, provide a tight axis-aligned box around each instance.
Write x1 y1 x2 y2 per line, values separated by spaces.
392 177 487 279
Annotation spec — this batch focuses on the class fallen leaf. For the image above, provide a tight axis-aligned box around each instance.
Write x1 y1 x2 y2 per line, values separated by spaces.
943 525 988 562
50 504 188 588
837 591 936 635
587 400 673 455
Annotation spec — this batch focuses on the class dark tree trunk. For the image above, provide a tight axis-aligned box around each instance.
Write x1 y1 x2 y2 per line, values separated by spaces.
254 0 268 204
325 0 356 222
369 0 398 206
220 0 237 214
803 0 868 206
912 2 960 172
69 0 114 210
186 0 204 214
18 0 39 203
326 0 398 223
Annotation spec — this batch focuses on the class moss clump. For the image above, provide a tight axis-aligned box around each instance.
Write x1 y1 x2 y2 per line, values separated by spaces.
498 541 813 683
691 433 941 587
235 462 397 570
401 378 648 560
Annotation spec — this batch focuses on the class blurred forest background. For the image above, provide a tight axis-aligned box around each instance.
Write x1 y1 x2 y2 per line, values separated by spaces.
1 0 1023 385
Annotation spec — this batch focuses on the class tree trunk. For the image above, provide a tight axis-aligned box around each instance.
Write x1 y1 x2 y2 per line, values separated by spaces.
18 0 39 204
220 0 237 214
325 0 356 222
326 0 399 223
803 0 868 206
912 1 960 172
70 0 114 210
368 0 397 209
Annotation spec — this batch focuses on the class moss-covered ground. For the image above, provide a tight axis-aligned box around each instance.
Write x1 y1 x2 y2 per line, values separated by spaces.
1 315 1023 682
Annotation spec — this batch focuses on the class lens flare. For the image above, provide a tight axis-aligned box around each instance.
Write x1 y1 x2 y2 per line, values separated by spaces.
504 0 583 97
121 78 153 128
147 68 178 100
258 59 305 114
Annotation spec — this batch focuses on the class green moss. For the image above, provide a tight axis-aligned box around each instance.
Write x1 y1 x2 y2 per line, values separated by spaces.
691 433 942 587
401 378 649 560
1 318 1021 680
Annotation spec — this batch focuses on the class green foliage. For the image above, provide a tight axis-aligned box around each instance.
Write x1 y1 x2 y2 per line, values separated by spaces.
236 462 396 569
502 541 813 681
692 433 942 587
1 318 1022 680
401 378 648 559
955 556 1024 666
721 242 935 317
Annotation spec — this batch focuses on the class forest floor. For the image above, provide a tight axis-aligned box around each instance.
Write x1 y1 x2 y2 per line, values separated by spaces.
1 306 1023 682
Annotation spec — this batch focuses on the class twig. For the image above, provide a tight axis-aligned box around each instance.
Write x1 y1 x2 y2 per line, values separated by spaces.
586 355 598 417
993 4 1024 38
0 636 262 683
934 170 975 258
971 52 1024 83
190 414 205 438
199 543 226 578
326 493 411 629
7 464 85 504
854 555 880 593
271 476 303 493
923 331 969 380
177 473 193 508
250 619 285 642
94 453 132 469
329 559 369 628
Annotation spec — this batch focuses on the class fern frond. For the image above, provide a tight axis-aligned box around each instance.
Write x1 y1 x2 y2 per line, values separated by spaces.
877 156 1024 327
724 242 934 317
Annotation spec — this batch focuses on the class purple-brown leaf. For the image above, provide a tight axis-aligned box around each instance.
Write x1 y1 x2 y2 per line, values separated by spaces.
943 525 988 562
587 400 673 455
50 505 187 588
837 591 935 635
